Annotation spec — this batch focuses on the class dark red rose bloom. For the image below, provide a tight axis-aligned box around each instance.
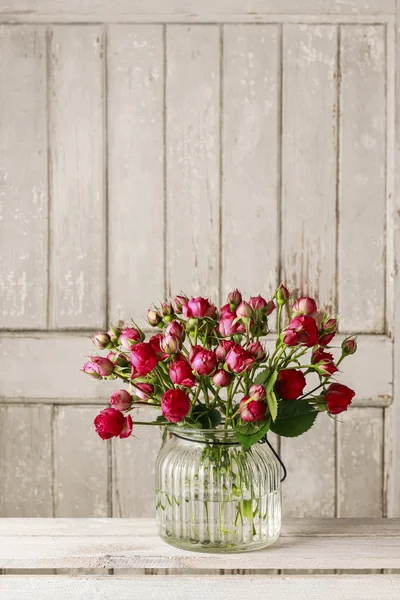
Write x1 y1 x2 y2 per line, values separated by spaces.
325 383 355 414
275 369 306 400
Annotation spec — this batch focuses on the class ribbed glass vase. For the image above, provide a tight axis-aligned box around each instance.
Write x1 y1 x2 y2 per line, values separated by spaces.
155 428 281 553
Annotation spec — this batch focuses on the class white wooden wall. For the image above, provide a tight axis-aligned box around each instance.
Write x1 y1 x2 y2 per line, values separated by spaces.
0 0 399 521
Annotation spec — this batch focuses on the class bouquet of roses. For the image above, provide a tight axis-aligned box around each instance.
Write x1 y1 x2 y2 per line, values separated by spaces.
83 285 356 449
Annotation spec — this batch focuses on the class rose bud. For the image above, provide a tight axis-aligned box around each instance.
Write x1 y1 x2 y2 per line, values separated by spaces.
219 303 233 317
165 320 185 340
107 351 130 367
108 325 122 344
83 356 114 378
174 294 189 314
110 389 132 411
239 396 266 422
190 348 217 376
83 361 102 379
237 301 253 318
129 342 157 375
324 383 355 414
311 347 338 377
94 408 133 440
149 334 169 361
225 344 256 374
282 315 318 347
169 359 196 388
212 369 232 387
275 283 289 305
119 327 142 350
250 295 267 310
218 312 246 337
215 340 235 362
249 384 266 402
182 296 217 319
227 289 242 308
342 336 357 356
293 296 317 317
92 332 111 350
160 301 174 317
160 333 181 354
147 309 161 327
135 383 155 401
275 369 306 400
161 388 191 423
318 317 337 346
247 341 266 361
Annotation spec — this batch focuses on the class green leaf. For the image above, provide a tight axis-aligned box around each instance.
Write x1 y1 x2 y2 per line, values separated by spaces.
242 499 253 521
155 415 168 424
254 369 270 385
266 390 278 422
266 369 279 393
235 418 271 449
270 399 318 438
190 406 222 429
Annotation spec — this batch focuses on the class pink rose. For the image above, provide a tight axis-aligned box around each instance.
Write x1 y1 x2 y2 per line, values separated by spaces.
130 342 157 375
135 382 154 401
160 334 181 354
169 360 196 388
239 396 266 422
182 297 217 319
110 389 132 411
165 320 185 339
94 408 133 440
161 389 191 423
282 315 318 348
212 369 232 387
215 340 235 362
249 384 266 402
247 341 266 360
237 301 253 318
293 296 317 317
92 332 111 350
190 348 217 376
227 289 242 307
149 334 169 361
119 327 142 350
218 311 245 337
225 344 255 374
174 295 188 314
83 356 114 378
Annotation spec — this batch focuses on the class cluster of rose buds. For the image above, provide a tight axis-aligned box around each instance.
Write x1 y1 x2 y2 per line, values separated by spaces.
86 286 357 443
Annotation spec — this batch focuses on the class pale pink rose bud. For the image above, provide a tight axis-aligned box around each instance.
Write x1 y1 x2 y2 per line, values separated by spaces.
83 361 102 379
275 283 289 305
110 389 132 411
83 356 114 378
342 336 357 355
227 289 242 308
165 320 185 340
249 384 266 402
293 296 317 317
92 332 111 350
160 334 181 354
237 301 253 318
147 309 161 327
135 383 155 401
108 325 122 344
160 302 174 318
212 369 232 387
247 341 266 361
119 327 142 350
174 294 189 314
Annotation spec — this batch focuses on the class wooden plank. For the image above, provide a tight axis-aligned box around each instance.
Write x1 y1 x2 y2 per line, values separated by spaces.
0 0 395 22
281 415 335 518
48 25 105 329
53 406 109 517
337 407 383 517
108 25 164 323
0 25 47 329
1 576 400 600
166 25 220 299
1 517 398 537
338 25 386 333
281 24 337 312
0 405 52 516
221 25 279 300
112 406 161 518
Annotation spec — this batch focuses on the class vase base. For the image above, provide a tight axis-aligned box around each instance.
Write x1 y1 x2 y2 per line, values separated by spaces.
158 532 280 554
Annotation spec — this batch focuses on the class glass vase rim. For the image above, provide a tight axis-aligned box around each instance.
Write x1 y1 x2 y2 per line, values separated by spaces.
167 426 241 445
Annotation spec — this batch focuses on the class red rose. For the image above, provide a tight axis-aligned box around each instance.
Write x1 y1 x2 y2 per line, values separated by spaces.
83 356 114 378
190 348 217 376
318 318 337 346
182 296 217 319
110 389 132 411
149 334 169 361
169 360 196 388
239 396 266 422
282 315 318 347
225 344 255 374
342 336 357 355
275 369 306 400
312 347 338 377
94 408 133 440
119 327 142 350
129 342 157 375
212 369 232 387
293 296 317 317
325 383 355 414
161 389 191 423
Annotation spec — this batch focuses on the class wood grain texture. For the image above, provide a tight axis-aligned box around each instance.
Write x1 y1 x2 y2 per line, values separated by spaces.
166 25 220 299
108 25 164 323
48 26 105 329
0 25 47 329
1 518 400 570
221 25 279 301
53 406 109 517
281 24 337 312
337 407 383 517
112 406 161 518
0 405 52 516
1 575 400 600
338 25 386 333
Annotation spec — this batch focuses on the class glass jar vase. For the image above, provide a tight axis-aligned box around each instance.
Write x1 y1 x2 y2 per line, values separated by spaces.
155 428 282 553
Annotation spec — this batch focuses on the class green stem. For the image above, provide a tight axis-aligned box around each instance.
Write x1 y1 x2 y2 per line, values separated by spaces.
277 304 283 338
133 421 169 426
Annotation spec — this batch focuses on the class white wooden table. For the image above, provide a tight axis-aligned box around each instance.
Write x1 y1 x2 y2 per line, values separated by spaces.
0 518 399 599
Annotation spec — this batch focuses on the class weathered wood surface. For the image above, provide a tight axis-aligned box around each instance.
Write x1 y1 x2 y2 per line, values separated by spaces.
1 575 400 600
0 25 47 329
0 518 399 570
